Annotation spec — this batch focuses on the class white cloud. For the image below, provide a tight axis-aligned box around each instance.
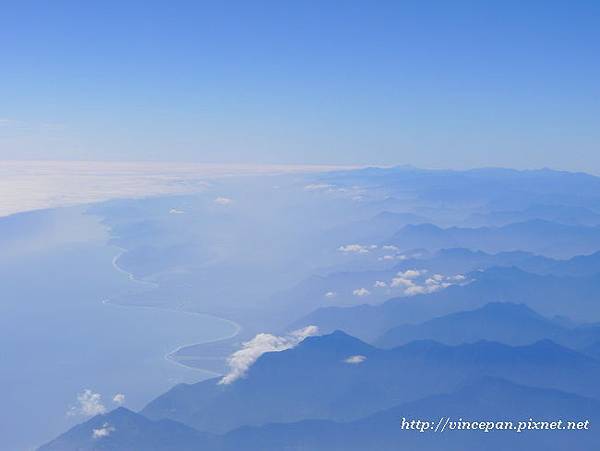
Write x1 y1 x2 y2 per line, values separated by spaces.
214 196 233 205
112 393 125 405
379 254 408 261
219 325 319 385
391 270 426 288
68 389 107 417
92 423 115 439
390 277 415 288
382 245 399 251
169 208 185 214
397 269 423 279
353 287 370 297
404 285 427 296
338 244 371 254
290 326 318 339
373 280 387 288
399 272 466 296
304 183 335 191
425 275 446 286
324 291 337 298
344 355 367 364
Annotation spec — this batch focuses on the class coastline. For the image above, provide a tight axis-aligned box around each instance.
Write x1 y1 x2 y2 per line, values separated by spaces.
107 247 242 373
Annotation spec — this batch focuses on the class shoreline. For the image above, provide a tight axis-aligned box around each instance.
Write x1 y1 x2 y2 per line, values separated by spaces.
106 247 242 373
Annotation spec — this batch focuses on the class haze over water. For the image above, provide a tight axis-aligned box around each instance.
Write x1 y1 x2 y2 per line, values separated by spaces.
0 205 239 450
0 161 350 217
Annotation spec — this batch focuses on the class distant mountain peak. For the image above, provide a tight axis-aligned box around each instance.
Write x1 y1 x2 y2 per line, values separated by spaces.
298 330 374 352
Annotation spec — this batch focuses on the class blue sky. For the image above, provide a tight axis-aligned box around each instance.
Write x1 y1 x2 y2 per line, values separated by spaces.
1 0 599 171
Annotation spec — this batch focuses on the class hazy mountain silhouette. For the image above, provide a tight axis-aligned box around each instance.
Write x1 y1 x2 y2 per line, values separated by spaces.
41 367 600 451
38 407 214 451
466 204 600 227
324 210 429 244
388 220 600 259
294 267 600 341
141 331 600 434
376 302 600 349
269 248 600 328
222 377 600 451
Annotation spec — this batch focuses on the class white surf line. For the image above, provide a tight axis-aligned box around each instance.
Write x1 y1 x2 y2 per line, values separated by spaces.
164 319 241 370
111 247 159 289
106 247 242 372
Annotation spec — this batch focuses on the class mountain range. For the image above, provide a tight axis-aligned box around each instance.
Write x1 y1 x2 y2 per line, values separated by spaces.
40 332 600 451
387 220 600 259
141 331 600 433
376 302 600 350
293 266 600 341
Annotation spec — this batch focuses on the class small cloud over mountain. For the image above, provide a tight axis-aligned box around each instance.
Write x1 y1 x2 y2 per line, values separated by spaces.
304 183 335 191
398 269 423 279
379 254 407 261
353 288 370 297
92 423 115 439
220 326 319 385
390 276 415 288
338 244 375 254
214 196 234 205
112 393 126 405
387 269 467 296
344 355 367 364
68 389 107 417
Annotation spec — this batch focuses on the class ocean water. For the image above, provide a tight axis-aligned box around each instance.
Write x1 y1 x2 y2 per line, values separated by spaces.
0 209 238 450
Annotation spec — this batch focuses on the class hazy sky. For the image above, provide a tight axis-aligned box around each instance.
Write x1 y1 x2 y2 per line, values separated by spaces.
1 1 599 171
